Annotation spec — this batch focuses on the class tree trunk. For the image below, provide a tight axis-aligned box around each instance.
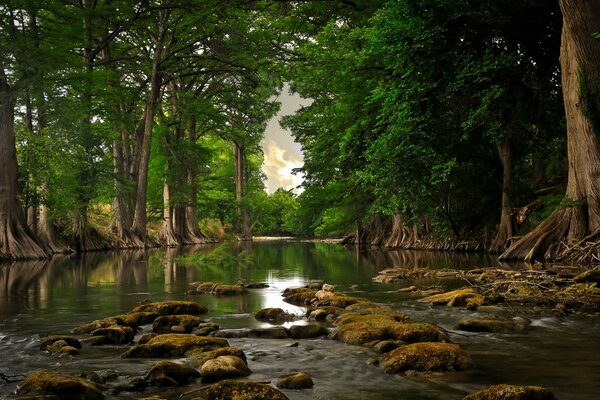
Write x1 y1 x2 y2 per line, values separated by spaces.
233 141 252 241
500 0 600 261
0 71 48 260
185 118 210 243
491 137 516 252
384 213 417 249
131 10 169 246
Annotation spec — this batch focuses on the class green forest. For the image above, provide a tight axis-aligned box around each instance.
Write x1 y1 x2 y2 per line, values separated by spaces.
1 0 599 263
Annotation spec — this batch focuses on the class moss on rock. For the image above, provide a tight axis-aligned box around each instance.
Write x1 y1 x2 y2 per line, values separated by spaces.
40 336 82 351
276 372 314 389
187 346 247 368
130 300 208 316
152 314 204 333
121 334 228 358
200 355 251 382
206 380 289 400
382 342 472 374
420 288 485 309
254 307 295 323
144 361 200 386
456 318 520 333
16 370 104 400
463 384 558 400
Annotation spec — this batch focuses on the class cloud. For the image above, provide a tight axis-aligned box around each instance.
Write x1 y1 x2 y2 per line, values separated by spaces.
261 139 304 194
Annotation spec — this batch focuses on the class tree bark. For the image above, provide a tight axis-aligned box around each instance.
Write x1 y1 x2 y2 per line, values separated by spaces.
185 118 210 243
500 0 600 261
491 137 516 252
0 69 48 260
233 141 252 241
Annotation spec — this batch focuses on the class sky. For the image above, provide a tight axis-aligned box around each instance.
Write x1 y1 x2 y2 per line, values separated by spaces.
261 85 309 194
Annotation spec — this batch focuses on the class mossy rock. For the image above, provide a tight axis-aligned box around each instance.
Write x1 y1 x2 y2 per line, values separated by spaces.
288 323 328 339
463 384 558 400
334 310 408 326
382 342 472 374
200 355 251 382
121 334 228 358
283 290 318 306
193 282 247 296
456 318 519 333
40 336 82 351
331 318 448 346
282 287 316 297
16 370 104 400
420 288 485 308
187 346 247 368
314 293 369 308
345 301 388 312
152 314 204 333
138 333 160 344
206 380 289 400
113 312 159 327
91 326 135 345
307 306 346 321
73 318 118 334
255 307 295 323
130 301 208 316
46 341 80 356
144 361 200 386
276 372 314 389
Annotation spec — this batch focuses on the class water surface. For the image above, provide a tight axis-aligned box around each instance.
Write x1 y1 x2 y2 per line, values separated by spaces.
0 241 598 399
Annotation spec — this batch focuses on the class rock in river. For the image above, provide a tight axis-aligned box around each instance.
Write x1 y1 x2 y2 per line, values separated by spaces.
130 300 208 316
187 346 247 368
288 323 328 339
276 372 314 389
463 384 558 400
382 342 472 374
152 314 204 333
16 370 104 400
122 334 228 358
254 307 296 323
144 361 200 386
456 318 521 333
200 355 251 382
206 380 289 400
420 288 485 309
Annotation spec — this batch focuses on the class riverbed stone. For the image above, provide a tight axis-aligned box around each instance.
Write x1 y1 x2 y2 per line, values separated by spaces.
138 333 160 344
420 288 485 309
130 300 208 316
381 342 472 374
46 340 79 356
206 380 289 400
113 312 160 327
121 334 228 358
73 318 119 334
331 317 448 346
152 314 204 333
212 327 289 339
144 361 200 386
255 307 296 323
40 336 82 351
288 323 328 339
187 346 247 368
16 370 104 400
276 372 314 389
91 326 135 345
192 282 247 296
283 290 318 306
463 384 558 400
196 322 220 336
456 318 520 333
200 355 251 382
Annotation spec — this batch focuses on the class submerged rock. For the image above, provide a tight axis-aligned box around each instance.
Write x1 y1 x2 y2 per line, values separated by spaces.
381 342 472 374
255 307 296 323
463 384 558 400
288 323 328 339
46 340 80 356
91 326 135 345
40 336 82 351
113 312 160 327
152 314 204 333
206 380 289 400
420 288 485 309
192 282 247 296
122 334 228 358
276 372 314 389
16 370 104 400
456 318 522 333
144 361 200 386
130 300 208 316
200 355 251 382
196 322 220 336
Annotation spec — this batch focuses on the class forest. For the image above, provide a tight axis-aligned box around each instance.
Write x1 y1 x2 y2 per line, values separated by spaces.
1 0 599 263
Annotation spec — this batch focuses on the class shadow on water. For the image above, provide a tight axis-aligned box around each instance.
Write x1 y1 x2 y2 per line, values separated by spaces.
0 242 597 400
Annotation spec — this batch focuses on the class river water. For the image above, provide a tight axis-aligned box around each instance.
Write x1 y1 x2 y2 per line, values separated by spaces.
0 241 598 399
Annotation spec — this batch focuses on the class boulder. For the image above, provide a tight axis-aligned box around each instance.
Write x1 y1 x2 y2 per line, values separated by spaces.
456 318 520 333
244 282 269 289
331 318 448 346
196 322 220 336
80 370 119 385
206 380 289 400
420 288 485 309
282 289 317 305
276 372 314 389
212 327 288 339
307 306 346 321
382 342 472 374
193 282 246 296
373 340 402 353
40 336 82 351
46 340 79 356
255 308 295 323
200 355 251 382
144 361 200 386
121 334 228 358
113 312 159 327
152 315 204 333
187 346 247 368
90 326 135 345
463 384 558 400
138 333 160 344
16 370 104 400
73 318 118 334
130 300 208 316
288 324 328 339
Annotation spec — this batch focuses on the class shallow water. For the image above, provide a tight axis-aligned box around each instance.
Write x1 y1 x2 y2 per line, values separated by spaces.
0 241 598 399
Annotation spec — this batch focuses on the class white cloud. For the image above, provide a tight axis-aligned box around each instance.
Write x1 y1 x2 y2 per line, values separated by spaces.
262 139 304 194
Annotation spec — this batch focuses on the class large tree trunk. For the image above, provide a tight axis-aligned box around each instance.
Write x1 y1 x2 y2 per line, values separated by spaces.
0 71 49 260
491 137 516 252
131 10 169 246
233 141 252 241
384 213 418 249
500 0 600 261
185 118 210 243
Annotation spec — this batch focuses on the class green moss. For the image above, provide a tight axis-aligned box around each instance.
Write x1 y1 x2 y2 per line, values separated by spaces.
16 370 104 400
206 380 289 400
382 342 472 374
464 384 558 400
130 300 208 316
420 288 485 308
152 314 204 333
122 334 228 358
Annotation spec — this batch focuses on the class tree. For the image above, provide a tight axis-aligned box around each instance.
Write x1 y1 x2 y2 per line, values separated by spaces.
500 0 600 261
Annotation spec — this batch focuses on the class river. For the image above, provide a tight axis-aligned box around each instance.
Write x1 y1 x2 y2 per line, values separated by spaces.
0 241 598 399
